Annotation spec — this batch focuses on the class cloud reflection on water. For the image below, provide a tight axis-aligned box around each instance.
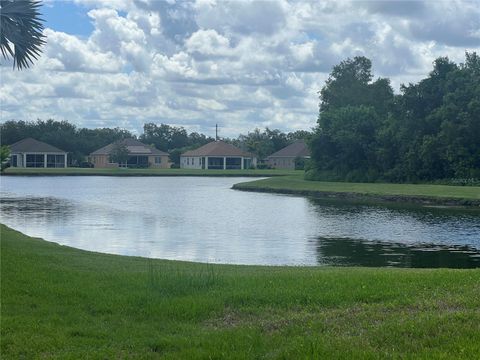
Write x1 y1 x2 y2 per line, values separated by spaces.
1 176 479 267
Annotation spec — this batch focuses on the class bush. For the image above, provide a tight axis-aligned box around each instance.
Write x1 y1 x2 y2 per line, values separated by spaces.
127 163 149 169
79 162 94 168
294 157 306 170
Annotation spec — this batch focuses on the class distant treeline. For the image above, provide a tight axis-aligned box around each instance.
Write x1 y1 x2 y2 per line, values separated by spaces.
0 120 311 166
309 52 480 183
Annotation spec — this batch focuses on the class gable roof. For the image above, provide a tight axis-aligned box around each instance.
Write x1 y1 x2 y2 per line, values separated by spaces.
182 140 254 157
267 140 310 158
89 138 168 156
10 138 66 153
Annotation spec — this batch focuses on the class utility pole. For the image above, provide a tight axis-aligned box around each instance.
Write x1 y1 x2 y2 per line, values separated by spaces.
215 124 218 141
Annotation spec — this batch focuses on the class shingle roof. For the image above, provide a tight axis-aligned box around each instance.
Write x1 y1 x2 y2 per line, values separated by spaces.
182 141 254 157
267 140 310 158
10 138 66 153
89 138 168 156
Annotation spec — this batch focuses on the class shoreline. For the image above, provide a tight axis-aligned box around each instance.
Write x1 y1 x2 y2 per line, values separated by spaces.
0 168 295 177
232 184 480 207
232 176 480 208
2 168 479 207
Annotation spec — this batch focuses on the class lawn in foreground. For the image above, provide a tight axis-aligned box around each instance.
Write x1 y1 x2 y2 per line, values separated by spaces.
233 175 480 202
1 225 480 358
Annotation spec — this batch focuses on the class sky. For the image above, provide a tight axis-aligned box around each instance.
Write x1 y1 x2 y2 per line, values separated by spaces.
1 0 479 138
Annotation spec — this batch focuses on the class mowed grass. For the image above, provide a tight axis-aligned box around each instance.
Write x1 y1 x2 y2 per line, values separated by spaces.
1 225 480 359
2 167 297 177
234 175 480 201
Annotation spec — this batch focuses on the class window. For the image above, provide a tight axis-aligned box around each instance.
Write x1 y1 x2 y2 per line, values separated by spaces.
11 154 17 167
155 156 162 164
26 154 44 168
226 157 241 169
187 158 190 165
127 155 148 167
47 154 65 168
208 157 224 169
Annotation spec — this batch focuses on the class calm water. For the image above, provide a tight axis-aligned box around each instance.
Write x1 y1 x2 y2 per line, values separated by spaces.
1 176 480 267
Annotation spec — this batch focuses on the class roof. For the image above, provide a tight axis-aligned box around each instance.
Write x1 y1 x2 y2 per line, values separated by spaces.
10 138 66 153
182 140 255 157
267 140 310 158
89 138 168 156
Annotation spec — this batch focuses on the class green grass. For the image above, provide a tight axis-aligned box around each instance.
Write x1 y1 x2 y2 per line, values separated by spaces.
2 167 297 177
2 224 480 358
233 175 480 203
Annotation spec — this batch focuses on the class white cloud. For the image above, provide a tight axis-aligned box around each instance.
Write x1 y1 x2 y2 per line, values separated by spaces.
43 28 123 73
1 0 479 137
185 29 231 56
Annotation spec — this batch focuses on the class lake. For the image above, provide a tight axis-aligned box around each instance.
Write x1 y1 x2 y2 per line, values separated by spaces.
1 176 479 267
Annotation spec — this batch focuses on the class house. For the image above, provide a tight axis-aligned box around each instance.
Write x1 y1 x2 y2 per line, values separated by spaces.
181 140 257 169
267 140 310 169
89 138 170 168
9 138 68 168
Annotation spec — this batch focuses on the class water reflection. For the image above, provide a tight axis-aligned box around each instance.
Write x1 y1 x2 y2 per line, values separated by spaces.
1 176 479 267
314 237 480 268
306 197 480 246
1 196 76 220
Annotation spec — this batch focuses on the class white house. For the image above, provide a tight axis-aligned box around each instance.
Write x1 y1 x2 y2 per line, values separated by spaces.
181 140 257 170
9 138 68 168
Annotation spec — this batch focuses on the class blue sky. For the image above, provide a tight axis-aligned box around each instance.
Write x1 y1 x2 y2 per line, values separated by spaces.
43 1 93 37
1 0 479 137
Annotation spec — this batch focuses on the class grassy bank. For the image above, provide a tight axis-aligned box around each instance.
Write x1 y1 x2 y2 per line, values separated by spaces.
2 167 297 177
233 175 480 206
1 225 480 358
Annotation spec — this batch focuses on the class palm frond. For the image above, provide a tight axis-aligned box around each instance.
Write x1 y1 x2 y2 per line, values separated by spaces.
0 0 46 70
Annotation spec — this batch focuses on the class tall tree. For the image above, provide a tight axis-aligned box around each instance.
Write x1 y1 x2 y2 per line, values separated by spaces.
309 53 480 183
319 56 393 115
109 141 129 165
310 56 394 181
0 0 46 69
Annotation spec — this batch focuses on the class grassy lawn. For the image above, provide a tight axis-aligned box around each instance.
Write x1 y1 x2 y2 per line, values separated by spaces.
233 175 480 202
2 224 480 358
2 167 297 177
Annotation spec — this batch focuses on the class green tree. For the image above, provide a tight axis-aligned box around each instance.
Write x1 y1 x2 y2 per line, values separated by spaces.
237 128 275 160
310 56 393 181
0 0 45 69
319 56 393 115
309 53 480 183
141 123 191 151
310 106 381 181
109 141 129 166
287 130 312 142
1 145 10 171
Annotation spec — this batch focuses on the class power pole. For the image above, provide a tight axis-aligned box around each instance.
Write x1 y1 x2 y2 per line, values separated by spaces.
215 124 218 141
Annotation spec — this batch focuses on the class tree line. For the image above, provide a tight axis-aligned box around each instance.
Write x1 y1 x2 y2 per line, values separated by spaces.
0 120 311 167
308 52 480 183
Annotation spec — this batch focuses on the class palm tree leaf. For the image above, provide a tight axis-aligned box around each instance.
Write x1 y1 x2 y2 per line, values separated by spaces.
0 0 46 70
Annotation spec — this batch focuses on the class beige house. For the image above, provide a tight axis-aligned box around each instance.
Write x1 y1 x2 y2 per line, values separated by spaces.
267 140 310 169
181 140 257 170
89 138 170 168
9 138 68 168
